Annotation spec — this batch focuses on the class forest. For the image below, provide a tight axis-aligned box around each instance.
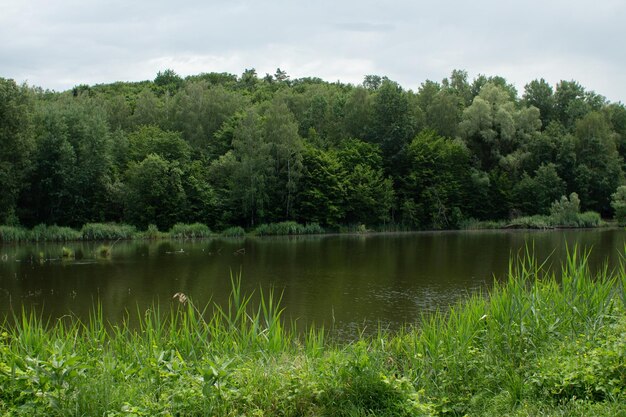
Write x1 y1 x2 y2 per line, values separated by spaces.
1 69 625 231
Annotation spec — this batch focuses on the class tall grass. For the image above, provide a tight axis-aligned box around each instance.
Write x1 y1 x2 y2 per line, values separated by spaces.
81 223 136 240
462 211 604 230
168 223 212 239
253 221 324 236
220 226 246 237
30 224 82 241
0 225 30 242
0 249 624 416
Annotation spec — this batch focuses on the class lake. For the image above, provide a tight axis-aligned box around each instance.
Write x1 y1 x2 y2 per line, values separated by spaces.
0 229 624 338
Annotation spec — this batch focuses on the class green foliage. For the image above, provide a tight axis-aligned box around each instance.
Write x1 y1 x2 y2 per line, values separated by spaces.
124 154 187 230
168 223 212 239
253 221 324 236
403 130 470 229
337 139 394 225
550 192 581 226
0 250 624 416
611 185 626 225
4 70 626 231
0 226 30 242
295 145 345 227
30 224 82 242
514 163 566 215
81 223 136 240
220 226 246 237
0 78 34 224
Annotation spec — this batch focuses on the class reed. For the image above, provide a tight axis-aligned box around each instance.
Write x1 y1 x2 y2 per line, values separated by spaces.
81 223 136 240
0 225 30 242
253 221 324 236
1 249 624 416
168 223 212 239
220 226 246 237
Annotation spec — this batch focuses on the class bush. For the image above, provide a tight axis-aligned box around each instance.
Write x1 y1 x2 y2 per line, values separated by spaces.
550 192 581 227
30 224 82 242
0 226 30 242
138 224 164 240
611 185 626 226
81 223 136 240
168 223 212 239
509 215 553 229
221 226 246 237
577 211 602 227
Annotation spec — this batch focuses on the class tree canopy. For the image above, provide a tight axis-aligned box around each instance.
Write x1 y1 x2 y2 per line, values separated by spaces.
2 69 624 230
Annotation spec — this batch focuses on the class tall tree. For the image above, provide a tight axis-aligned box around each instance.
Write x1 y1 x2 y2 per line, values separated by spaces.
0 78 34 224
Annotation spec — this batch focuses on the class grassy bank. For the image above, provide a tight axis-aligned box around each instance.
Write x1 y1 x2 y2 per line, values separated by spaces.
1 250 625 416
0 222 328 243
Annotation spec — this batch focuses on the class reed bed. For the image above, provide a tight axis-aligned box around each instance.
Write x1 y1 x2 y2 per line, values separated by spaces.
220 226 246 237
168 223 213 239
253 221 325 236
80 223 137 240
0 249 624 416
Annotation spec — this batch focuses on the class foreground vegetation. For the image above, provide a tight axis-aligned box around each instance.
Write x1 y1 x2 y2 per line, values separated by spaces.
1 249 624 416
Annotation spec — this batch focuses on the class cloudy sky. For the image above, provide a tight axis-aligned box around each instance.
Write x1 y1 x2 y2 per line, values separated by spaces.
1 0 625 102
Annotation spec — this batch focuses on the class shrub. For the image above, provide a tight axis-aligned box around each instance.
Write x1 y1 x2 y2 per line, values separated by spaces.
221 226 246 237
509 215 553 229
577 211 602 227
550 192 581 227
0 226 29 242
139 224 163 240
611 185 626 226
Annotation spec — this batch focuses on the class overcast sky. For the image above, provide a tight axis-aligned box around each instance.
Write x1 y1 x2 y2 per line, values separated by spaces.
1 0 625 102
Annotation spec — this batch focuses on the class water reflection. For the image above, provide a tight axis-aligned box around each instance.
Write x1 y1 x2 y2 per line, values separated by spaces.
0 229 624 338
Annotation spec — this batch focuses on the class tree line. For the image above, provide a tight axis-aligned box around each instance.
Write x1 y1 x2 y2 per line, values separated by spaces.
1 68 624 231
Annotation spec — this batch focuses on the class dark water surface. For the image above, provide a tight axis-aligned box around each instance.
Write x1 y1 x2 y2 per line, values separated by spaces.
0 229 624 338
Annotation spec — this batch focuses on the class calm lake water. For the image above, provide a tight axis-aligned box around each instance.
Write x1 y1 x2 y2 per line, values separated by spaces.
0 229 624 338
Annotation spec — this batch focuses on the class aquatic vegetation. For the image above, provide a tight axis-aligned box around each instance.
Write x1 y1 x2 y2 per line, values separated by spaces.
0 250 624 416
95 244 111 259
220 226 246 237
81 223 136 240
168 223 212 239
253 221 324 236
61 246 74 258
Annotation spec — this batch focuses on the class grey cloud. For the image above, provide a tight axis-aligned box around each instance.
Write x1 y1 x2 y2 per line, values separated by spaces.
0 0 624 101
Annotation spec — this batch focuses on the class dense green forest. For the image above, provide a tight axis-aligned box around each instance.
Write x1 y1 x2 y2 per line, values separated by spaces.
1 69 625 231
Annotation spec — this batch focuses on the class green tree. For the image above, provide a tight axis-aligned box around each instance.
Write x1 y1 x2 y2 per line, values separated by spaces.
125 154 186 230
295 145 345 226
368 78 419 171
336 139 394 225
132 88 164 127
523 78 554 128
225 109 273 226
169 82 247 156
460 83 541 171
22 113 76 226
572 112 623 214
610 186 626 225
0 78 34 224
262 100 304 220
127 125 191 164
403 131 470 228
513 163 566 215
